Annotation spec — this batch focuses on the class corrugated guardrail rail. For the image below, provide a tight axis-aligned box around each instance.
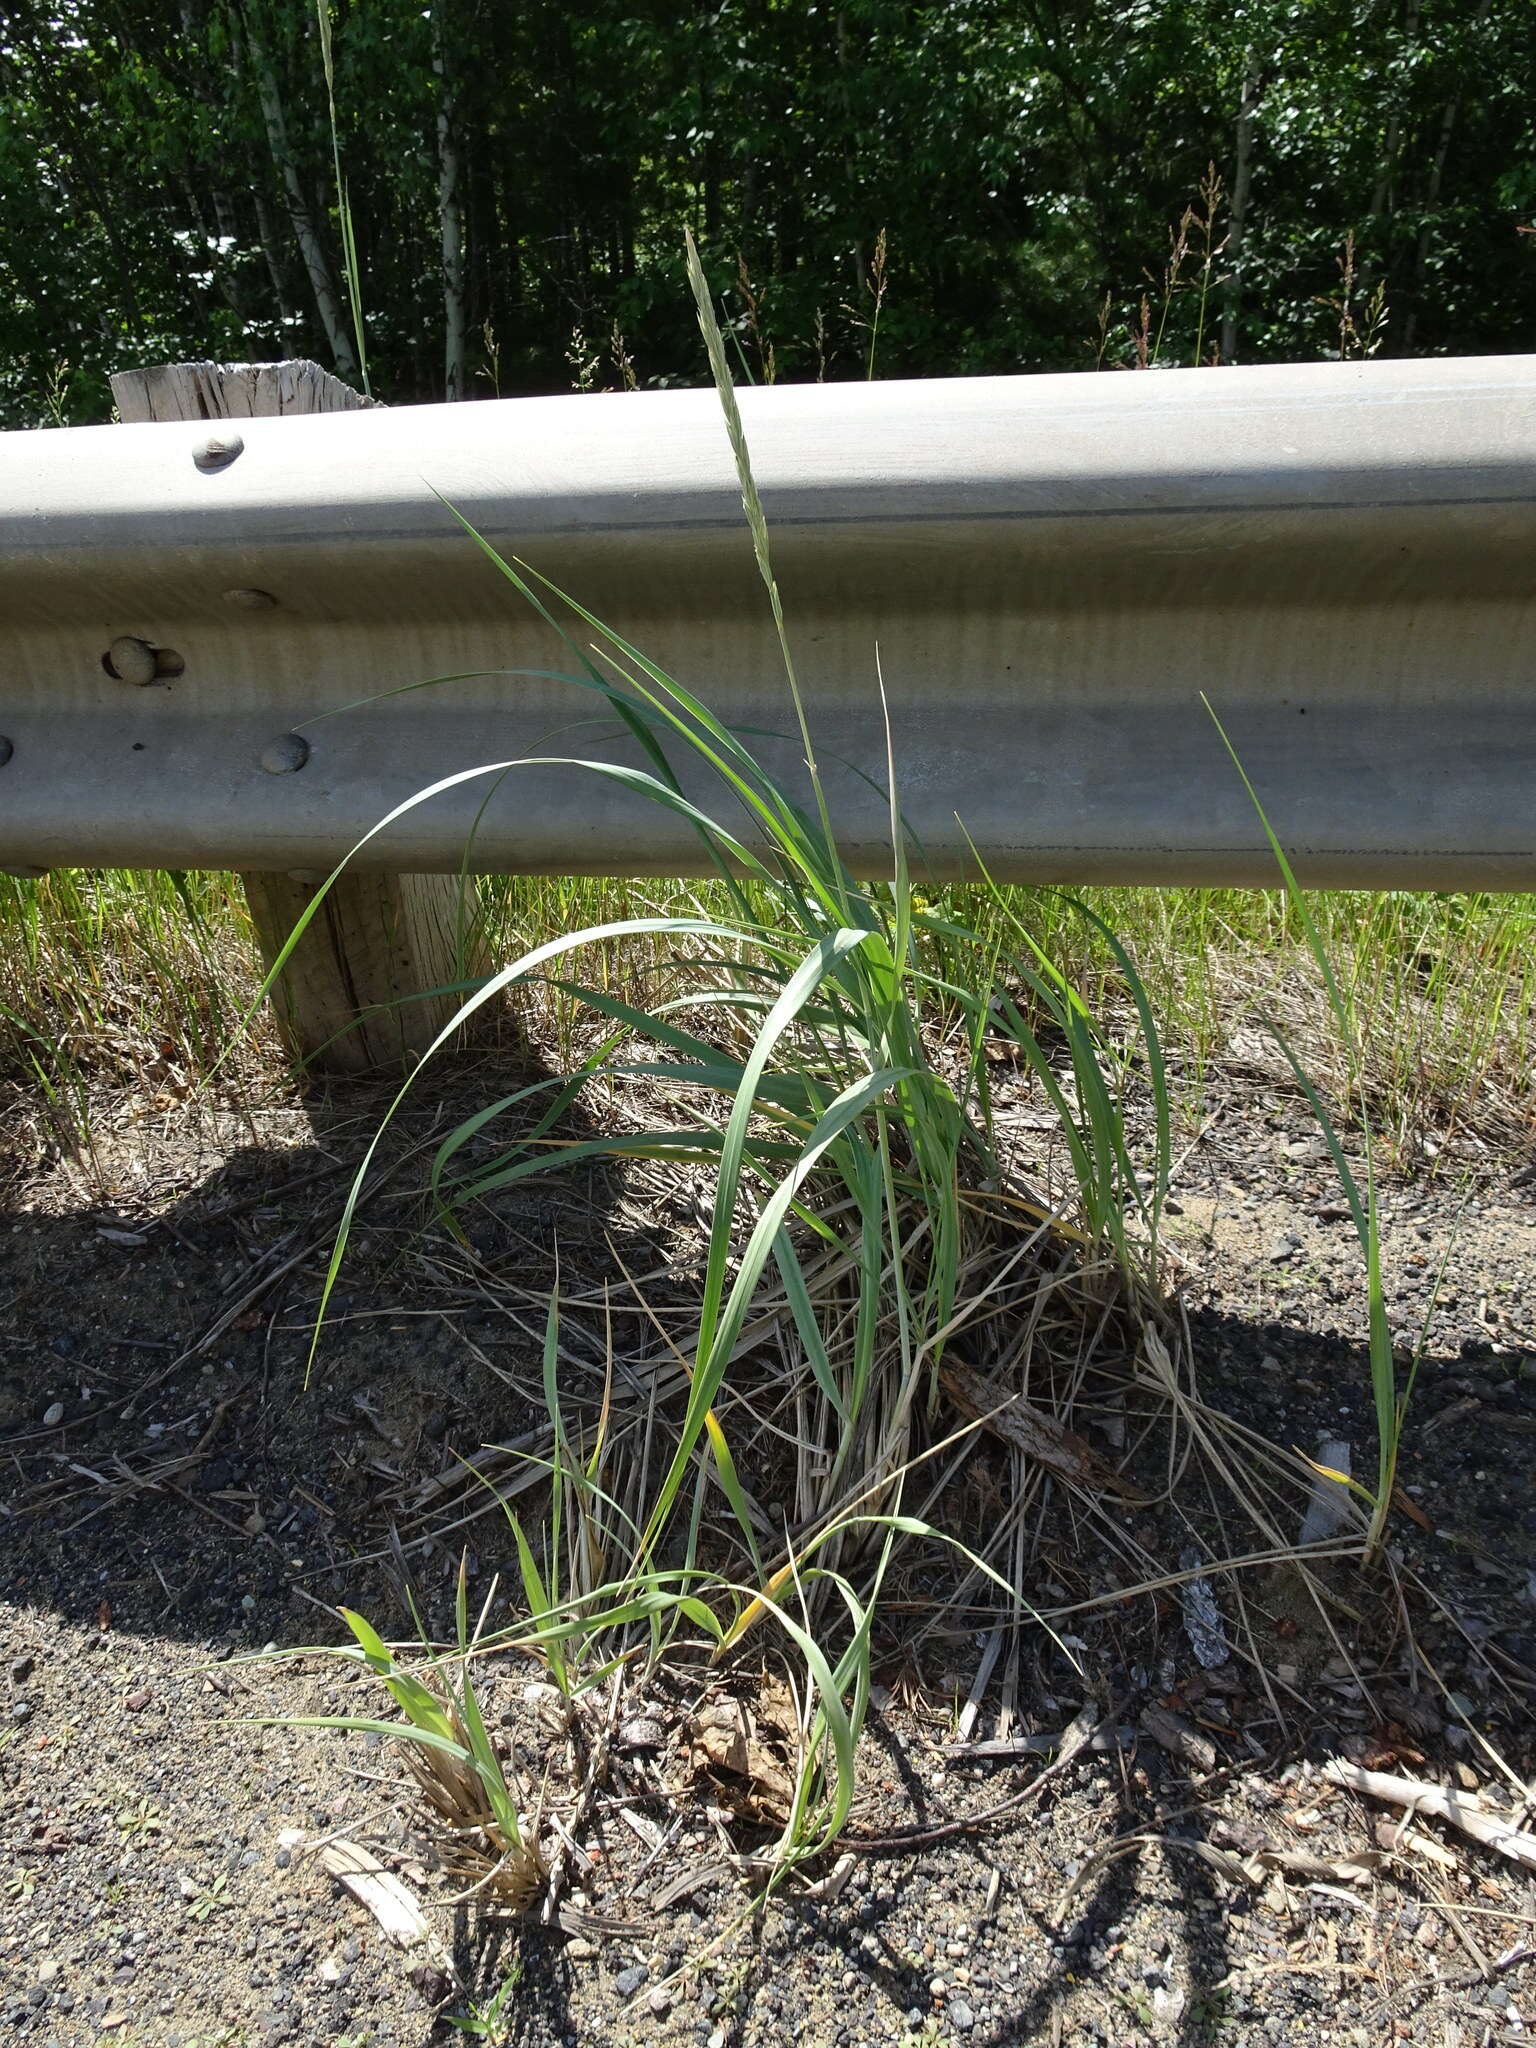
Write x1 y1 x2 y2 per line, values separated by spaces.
2 354 1534 894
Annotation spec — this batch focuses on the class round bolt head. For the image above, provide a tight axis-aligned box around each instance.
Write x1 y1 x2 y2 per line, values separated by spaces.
222 587 277 610
105 635 159 686
0 736 12 767
193 429 244 472
259 732 310 775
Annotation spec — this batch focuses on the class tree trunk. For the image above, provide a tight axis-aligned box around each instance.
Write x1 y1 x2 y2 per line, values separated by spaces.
432 2 469 402
1219 50 1262 365
234 0 359 380
833 9 867 297
251 186 298 346
1401 0 1492 353
1362 0 1417 305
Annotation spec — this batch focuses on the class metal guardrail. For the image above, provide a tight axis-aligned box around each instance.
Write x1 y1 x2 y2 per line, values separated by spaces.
2 353 1533 890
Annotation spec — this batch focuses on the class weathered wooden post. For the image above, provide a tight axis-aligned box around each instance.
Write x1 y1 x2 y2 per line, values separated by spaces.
109 360 480 1073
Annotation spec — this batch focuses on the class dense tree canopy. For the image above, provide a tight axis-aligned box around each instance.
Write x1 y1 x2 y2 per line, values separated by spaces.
2 0 1532 425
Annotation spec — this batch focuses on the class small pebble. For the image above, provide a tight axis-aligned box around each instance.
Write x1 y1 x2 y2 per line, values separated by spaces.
614 1965 647 1998
42 1401 64 1426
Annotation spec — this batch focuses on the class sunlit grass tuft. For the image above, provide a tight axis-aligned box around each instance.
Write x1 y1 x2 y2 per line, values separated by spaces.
3 870 1530 1173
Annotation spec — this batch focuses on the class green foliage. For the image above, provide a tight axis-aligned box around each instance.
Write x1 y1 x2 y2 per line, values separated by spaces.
181 1870 234 1922
446 1966 524 2042
2 0 1533 423
254 244 1162 1882
1209 703 1400 1561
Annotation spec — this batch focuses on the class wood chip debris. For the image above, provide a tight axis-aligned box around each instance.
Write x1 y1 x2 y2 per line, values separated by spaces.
940 1362 1149 1500
1139 1703 1218 1773
1375 1818 1461 1869
279 1828 449 1961
797 1852 857 1903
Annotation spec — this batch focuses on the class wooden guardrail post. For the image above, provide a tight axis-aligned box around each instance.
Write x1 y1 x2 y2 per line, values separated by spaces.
110 359 480 1073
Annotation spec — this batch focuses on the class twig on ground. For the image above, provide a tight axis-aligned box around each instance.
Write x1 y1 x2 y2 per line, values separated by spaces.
846 1700 1109 1854
1323 1758 1536 1872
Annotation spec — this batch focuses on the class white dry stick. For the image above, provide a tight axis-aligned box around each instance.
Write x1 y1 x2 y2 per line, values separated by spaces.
1323 1759 1536 1872
1299 1437 1353 1546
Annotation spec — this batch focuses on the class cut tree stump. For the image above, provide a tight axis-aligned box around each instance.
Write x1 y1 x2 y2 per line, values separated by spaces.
109 358 479 1073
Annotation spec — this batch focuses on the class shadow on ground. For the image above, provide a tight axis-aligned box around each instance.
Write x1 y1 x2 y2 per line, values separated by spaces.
0 1046 656 1657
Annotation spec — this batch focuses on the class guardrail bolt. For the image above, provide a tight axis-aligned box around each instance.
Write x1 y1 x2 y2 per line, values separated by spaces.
222 587 277 610
259 732 310 775
0 737 12 766
193 430 244 472
103 636 159 686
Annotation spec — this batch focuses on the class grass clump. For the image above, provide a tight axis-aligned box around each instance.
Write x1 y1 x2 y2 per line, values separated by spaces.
250 232 1193 1900
285 1584 548 1914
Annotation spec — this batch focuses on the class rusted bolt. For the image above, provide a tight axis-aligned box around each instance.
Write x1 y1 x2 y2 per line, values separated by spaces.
260 732 310 775
222 587 277 610
104 635 159 686
0 737 12 767
193 429 244 472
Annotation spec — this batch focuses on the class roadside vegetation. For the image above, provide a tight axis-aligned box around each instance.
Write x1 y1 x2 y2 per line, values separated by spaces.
5 869 1531 1172
4 9 1534 2038
5 247 1530 1957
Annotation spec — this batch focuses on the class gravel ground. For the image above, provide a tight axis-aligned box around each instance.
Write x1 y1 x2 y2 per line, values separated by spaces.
2 1066 1533 2048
